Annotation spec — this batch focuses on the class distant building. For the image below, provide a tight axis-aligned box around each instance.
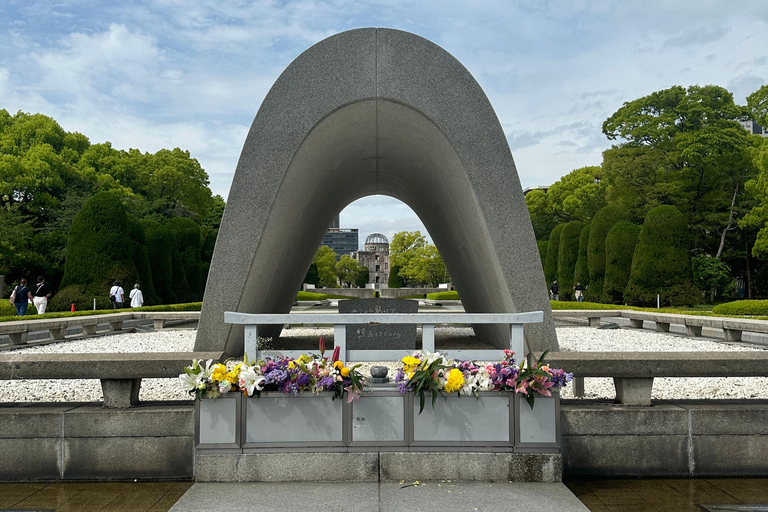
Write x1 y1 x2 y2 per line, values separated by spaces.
355 233 390 285
740 119 768 137
321 215 358 258
523 186 549 195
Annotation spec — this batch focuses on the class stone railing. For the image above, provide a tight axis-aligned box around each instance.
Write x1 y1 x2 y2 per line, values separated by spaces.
0 311 200 346
539 351 768 405
0 351 222 408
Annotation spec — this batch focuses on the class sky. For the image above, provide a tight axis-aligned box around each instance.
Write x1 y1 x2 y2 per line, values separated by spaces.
2 1 767 248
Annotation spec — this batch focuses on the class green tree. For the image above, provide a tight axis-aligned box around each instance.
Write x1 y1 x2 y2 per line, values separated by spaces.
557 221 584 301
574 224 590 287
546 166 608 224
142 219 175 304
587 205 629 301
166 217 203 300
692 255 736 303
313 245 337 287
56 191 139 310
303 262 319 287
624 205 700 306
603 222 641 303
126 216 159 305
336 254 360 288
389 231 427 286
525 189 559 241
355 266 369 288
403 244 446 286
747 85 768 129
544 224 564 286
388 265 405 288
602 84 757 257
537 240 549 270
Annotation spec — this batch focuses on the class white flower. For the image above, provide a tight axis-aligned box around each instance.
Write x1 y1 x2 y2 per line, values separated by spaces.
219 380 232 394
238 365 266 396
178 371 198 392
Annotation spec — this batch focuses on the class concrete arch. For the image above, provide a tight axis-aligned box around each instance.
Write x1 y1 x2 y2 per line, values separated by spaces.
196 28 558 358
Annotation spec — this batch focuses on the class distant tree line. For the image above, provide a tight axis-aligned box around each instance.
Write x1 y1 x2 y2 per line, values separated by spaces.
0 109 224 310
530 84 768 304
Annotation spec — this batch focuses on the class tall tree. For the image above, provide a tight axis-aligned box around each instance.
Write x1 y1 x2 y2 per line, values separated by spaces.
313 245 338 288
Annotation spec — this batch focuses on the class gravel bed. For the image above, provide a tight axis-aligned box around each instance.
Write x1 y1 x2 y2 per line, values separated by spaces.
3 327 767 403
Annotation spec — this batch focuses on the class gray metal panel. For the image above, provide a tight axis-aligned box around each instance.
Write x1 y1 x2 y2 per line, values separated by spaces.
514 393 561 452
244 394 343 443
412 395 510 443
196 394 241 450
351 396 405 443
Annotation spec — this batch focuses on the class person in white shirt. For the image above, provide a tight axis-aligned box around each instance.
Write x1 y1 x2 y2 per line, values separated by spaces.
109 281 125 309
129 283 144 308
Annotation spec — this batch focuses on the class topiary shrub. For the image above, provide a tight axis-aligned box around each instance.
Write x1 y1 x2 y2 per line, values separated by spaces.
356 266 369 288
544 224 565 286
166 217 202 301
127 216 159 305
537 240 549 271
713 300 768 316
50 284 112 312
142 220 175 304
557 221 584 301
624 205 700 307
587 205 629 302
603 221 641 303
574 224 590 288
59 191 139 311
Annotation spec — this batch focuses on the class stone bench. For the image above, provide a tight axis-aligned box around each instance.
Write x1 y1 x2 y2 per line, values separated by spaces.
551 309 623 327
539 351 768 406
0 351 222 408
621 311 768 342
131 311 201 329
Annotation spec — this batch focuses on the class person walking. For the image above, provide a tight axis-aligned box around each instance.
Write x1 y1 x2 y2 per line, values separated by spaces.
32 276 51 314
10 278 33 316
573 281 584 302
549 279 559 301
129 283 144 308
109 281 125 309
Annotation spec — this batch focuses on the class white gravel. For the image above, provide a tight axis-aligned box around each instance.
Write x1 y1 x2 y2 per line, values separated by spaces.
3 326 767 403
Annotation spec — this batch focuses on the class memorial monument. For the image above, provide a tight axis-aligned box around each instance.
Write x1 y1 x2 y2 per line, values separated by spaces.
196 28 558 358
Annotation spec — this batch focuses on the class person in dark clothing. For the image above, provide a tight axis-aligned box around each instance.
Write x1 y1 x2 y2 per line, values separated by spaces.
11 278 33 316
573 281 584 302
549 279 559 301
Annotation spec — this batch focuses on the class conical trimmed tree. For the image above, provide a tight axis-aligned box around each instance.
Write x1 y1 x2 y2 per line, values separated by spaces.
603 221 640 304
166 217 202 301
558 221 584 301
574 224 590 289
587 205 629 301
127 216 159 305
544 224 565 286
537 240 549 271
142 219 175 304
624 205 700 307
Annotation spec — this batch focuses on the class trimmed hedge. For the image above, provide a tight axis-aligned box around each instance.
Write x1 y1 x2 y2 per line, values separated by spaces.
166 217 202 301
127 216 159 305
143 219 175 304
574 224 590 288
603 221 640 303
295 291 351 301
544 224 565 285
426 291 460 300
624 205 700 307
557 221 584 301
56 191 140 311
537 240 549 271
587 205 629 301
712 300 768 316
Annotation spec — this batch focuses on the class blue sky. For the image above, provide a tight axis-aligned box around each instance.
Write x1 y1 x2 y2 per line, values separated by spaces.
2 1 767 247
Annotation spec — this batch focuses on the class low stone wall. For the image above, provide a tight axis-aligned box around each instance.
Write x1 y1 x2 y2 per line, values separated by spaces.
0 402 193 481
2 399 767 481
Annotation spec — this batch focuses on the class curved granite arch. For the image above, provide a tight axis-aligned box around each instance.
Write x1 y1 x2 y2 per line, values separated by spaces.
196 28 558 358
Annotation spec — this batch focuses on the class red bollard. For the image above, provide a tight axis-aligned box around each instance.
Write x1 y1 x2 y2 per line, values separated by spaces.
71 303 75 312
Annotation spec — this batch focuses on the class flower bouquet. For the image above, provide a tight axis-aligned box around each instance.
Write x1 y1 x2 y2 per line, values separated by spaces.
180 337 366 403
396 349 572 411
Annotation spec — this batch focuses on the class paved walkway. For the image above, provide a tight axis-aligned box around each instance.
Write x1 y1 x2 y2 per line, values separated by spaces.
168 481 589 511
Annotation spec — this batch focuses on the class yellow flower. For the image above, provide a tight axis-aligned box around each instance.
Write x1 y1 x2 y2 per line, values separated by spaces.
211 364 227 382
407 371 415 381
288 361 296 369
333 360 344 370
225 364 242 383
341 367 350 377
401 356 421 373
444 368 465 393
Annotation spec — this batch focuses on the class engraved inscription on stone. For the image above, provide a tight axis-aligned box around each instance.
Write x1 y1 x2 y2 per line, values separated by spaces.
339 298 417 350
